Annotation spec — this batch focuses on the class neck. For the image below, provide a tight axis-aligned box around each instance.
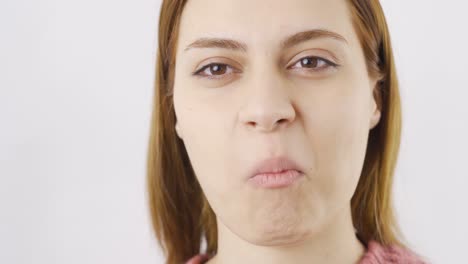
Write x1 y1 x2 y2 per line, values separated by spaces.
206 206 366 264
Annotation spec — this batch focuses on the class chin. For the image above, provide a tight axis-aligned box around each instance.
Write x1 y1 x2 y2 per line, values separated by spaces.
243 222 314 247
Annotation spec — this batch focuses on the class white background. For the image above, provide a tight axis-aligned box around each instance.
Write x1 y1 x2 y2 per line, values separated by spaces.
1 0 466 263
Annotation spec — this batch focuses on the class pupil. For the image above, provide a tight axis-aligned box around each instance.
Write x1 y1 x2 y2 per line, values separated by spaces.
302 58 317 67
211 64 225 74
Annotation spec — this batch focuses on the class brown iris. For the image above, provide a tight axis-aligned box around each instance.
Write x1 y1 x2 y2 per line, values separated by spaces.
208 64 227 75
300 57 319 68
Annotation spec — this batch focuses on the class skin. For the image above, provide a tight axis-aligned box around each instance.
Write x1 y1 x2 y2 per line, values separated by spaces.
173 0 381 263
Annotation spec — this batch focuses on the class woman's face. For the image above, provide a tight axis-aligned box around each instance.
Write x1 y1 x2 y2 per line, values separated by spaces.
173 0 381 245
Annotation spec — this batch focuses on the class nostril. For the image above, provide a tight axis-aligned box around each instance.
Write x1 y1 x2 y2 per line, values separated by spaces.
277 119 287 124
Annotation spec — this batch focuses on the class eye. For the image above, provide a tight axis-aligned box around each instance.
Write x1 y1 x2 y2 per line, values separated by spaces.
192 63 238 80
192 56 339 80
288 56 338 71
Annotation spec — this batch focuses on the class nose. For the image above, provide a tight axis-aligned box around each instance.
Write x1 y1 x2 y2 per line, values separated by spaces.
238 71 296 133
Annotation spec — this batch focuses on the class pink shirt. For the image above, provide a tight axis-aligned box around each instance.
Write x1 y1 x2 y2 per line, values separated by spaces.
185 240 428 264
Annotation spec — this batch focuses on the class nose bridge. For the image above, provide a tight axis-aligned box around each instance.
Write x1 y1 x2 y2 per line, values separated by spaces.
238 58 296 132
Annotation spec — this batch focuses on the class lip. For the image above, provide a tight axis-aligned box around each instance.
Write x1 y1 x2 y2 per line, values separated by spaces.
247 156 305 188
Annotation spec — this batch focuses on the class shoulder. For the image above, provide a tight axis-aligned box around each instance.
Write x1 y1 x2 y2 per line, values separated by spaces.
359 240 430 264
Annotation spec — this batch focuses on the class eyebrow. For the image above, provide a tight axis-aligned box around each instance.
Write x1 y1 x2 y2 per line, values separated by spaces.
183 29 348 53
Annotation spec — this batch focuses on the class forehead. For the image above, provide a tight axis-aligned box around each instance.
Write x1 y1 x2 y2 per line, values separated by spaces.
177 0 355 52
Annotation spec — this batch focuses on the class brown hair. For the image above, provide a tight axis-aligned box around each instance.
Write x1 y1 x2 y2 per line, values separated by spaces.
147 1 407 263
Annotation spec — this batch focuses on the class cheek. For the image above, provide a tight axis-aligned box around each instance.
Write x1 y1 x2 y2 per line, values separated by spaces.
175 108 232 214
173 83 235 200
300 77 371 201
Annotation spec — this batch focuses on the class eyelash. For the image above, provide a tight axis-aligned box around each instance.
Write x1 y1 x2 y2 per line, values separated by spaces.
191 56 340 80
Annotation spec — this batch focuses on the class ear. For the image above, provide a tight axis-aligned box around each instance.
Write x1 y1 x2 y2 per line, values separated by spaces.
175 122 183 139
369 81 382 130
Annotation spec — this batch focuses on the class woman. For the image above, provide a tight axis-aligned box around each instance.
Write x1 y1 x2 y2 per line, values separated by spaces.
147 0 429 263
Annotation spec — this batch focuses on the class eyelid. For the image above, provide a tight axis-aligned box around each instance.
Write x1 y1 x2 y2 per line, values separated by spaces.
193 57 240 71
288 49 338 65
192 63 239 80
192 57 242 76
287 56 339 70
